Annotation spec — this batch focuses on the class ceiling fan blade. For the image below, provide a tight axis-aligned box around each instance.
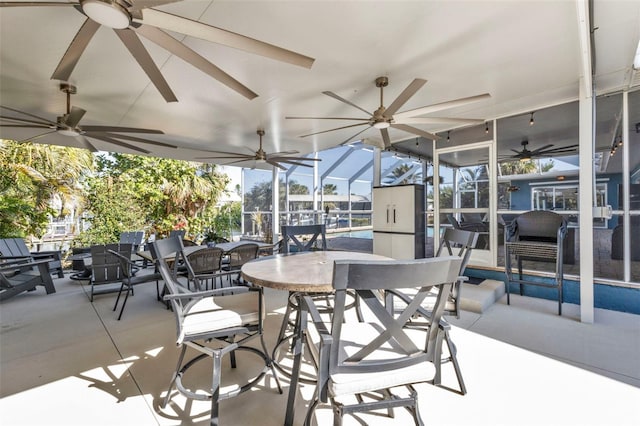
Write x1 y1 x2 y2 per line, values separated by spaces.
1 106 56 125
338 126 370 146
81 125 163 134
390 123 440 141
269 150 299 156
115 28 178 103
0 123 51 129
197 155 252 160
134 9 314 69
538 144 579 153
89 132 177 148
223 158 255 166
65 106 86 128
17 130 57 143
129 0 181 10
380 128 391 148
87 134 151 154
394 93 491 119
0 2 78 6
385 78 427 117
322 91 372 117
266 159 287 171
528 144 555 155
286 116 369 121
196 149 250 157
134 25 258 100
75 135 98 153
51 18 100 81
394 117 485 125
299 122 369 138
275 159 313 168
269 156 320 162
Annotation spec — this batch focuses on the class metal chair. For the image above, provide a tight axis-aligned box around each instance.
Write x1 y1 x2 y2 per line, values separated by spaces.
385 228 478 395
301 256 462 426
183 246 225 290
110 249 163 320
88 243 133 302
154 242 281 426
504 210 567 315
281 224 326 253
222 243 259 285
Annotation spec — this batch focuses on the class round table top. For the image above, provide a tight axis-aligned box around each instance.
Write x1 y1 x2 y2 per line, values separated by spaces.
241 250 390 293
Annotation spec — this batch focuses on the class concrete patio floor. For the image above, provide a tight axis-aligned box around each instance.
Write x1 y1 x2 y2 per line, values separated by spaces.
1 267 639 426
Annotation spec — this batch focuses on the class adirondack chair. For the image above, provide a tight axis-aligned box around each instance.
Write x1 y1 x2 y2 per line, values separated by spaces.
0 258 56 301
0 238 64 278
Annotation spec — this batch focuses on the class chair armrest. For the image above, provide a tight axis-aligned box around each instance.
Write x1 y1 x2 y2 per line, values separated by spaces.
0 255 32 261
0 258 51 270
163 285 252 301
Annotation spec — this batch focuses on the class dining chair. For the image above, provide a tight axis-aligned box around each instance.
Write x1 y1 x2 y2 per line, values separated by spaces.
281 224 326 253
154 242 282 425
87 243 133 302
385 227 479 395
301 256 462 426
183 246 224 290
221 243 259 285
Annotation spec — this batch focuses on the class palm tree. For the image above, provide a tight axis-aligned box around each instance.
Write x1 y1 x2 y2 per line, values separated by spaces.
0 140 93 237
384 163 422 185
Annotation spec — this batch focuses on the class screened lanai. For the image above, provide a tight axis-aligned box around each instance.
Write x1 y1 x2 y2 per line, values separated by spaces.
237 89 640 320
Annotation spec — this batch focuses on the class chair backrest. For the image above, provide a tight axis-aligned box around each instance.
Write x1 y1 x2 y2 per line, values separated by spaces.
119 231 144 250
185 246 224 276
461 213 484 223
507 210 567 243
169 229 186 240
281 224 326 253
328 256 462 375
226 243 259 268
152 237 185 276
0 238 31 258
446 214 462 230
90 243 133 285
152 246 191 339
436 228 478 274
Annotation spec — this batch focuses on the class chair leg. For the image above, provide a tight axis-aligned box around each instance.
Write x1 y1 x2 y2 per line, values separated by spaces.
259 332 282 394
444 330 467 395
116 284 132 321
163 345 187 408
113 283 126 312
210 352 222 426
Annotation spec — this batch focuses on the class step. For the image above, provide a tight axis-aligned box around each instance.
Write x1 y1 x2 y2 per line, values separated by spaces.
460 279 505 314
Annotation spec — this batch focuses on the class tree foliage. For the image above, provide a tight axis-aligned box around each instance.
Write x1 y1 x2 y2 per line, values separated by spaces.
0 140 93 238
77 154 230 244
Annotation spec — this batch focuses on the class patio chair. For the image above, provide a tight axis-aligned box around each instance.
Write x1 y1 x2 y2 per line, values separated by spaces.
169 229 186 240
119 231 144 251
0 237 64 278
109 249 163 320
504 210 567 315
385 227 479 395
281 224 326 253
183 246 225 290
301 256 462 425
447 214 489 248
221 243 259 285
0 258 56 301
154 242 282 425
88 243 133 302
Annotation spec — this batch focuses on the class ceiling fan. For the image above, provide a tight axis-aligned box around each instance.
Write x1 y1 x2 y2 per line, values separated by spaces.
197 129 320 170
286 76 490 148
0 0 314 101
502 140 579 162
0 83 177 154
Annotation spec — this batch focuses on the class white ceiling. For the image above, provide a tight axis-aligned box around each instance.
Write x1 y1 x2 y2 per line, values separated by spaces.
1 1 639 170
